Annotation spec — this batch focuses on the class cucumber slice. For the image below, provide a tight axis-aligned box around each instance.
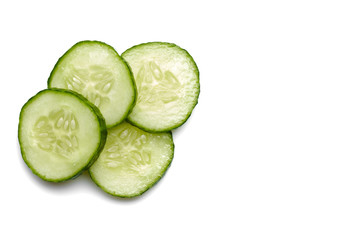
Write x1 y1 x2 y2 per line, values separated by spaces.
48 41 136 128
122 42 200 132
18 89 107 182
89 121 174 198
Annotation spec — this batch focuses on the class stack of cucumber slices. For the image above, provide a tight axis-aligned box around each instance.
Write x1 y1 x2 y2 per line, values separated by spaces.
18 41 200 198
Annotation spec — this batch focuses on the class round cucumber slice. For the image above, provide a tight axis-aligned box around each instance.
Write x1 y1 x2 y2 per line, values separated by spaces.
122 42 200 132
48 41 136 128
18 89 107 182
89 121 174 198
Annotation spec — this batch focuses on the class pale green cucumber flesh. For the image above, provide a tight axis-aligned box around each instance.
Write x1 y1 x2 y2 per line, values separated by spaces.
89 121 174 198
18 89 107 182
48 41 136 128
122 42 200 132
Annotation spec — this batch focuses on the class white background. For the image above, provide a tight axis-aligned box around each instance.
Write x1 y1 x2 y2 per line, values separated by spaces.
1 0 360 239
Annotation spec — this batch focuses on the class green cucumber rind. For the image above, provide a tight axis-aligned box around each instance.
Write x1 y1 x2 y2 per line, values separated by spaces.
122 41 200 133
88 125 175 198
18 88 108 182
47 40 137 129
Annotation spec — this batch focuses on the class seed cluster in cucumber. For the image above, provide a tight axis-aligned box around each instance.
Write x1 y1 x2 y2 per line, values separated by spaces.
18 40 199 197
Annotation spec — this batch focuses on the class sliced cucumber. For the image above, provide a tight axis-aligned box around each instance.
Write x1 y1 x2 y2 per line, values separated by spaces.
18 89 107 182
48 41 136 128
89 121 174 198
122 42 200 132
